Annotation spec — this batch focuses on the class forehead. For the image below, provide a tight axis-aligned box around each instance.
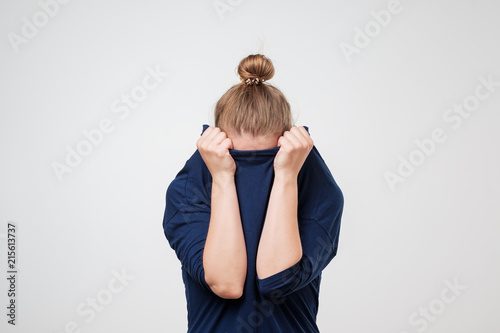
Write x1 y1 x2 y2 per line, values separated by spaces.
227 131 279 150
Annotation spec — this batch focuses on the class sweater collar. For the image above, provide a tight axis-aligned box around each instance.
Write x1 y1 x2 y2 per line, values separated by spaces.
200 124 309 158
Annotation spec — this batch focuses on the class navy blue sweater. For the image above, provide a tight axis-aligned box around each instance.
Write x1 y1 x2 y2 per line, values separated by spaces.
163 124 344 332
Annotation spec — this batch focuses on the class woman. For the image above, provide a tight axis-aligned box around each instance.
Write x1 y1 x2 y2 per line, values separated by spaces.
163 54 344 332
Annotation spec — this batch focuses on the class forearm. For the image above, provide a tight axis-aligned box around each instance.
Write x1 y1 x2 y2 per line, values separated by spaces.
203 175 247 299
256 173 303 279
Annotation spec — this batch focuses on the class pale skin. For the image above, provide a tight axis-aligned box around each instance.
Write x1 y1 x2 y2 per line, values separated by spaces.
197 125 314 299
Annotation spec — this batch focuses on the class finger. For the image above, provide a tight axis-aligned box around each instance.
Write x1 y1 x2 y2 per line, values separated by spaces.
213 131 228 146
293 126 308 140
277 135 291 150
199 127 221 150
201 126 214 138
288 126 312 148
198 126 213 147
295 126 314 147
204 126 221 142
219 138 233 150
283 128 302 148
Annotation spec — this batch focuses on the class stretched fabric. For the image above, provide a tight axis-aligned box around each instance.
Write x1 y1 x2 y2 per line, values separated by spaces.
163 124 344 333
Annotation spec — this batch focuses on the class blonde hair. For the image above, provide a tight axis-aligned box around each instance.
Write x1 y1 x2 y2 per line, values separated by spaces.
214 54 292 137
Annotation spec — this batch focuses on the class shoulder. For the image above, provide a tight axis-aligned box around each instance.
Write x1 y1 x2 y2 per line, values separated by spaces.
298 146 344 221
165 150 212 219
299 145 340 190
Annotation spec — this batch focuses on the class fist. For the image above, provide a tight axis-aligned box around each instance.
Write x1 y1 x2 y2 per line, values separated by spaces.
274 126 314 178
196 126 236 179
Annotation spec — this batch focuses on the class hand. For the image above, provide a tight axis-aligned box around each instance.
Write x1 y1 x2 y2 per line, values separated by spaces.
196 126 236 180
274 126 314 178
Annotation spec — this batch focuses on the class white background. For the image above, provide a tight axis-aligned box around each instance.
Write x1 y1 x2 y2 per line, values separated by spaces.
1 0 499 332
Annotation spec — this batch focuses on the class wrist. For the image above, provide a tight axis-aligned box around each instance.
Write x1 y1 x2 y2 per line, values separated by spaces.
273 170 297 184
212 172 235 186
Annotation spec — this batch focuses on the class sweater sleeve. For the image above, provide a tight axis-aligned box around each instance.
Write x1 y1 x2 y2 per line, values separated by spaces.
162 151 213 293
256 146 344 297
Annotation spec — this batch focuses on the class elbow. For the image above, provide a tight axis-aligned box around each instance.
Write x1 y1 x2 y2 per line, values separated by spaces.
204 273 244 299
207 281 244 299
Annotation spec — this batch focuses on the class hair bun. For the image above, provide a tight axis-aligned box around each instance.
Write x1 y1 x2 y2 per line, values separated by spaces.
238 54 274 85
